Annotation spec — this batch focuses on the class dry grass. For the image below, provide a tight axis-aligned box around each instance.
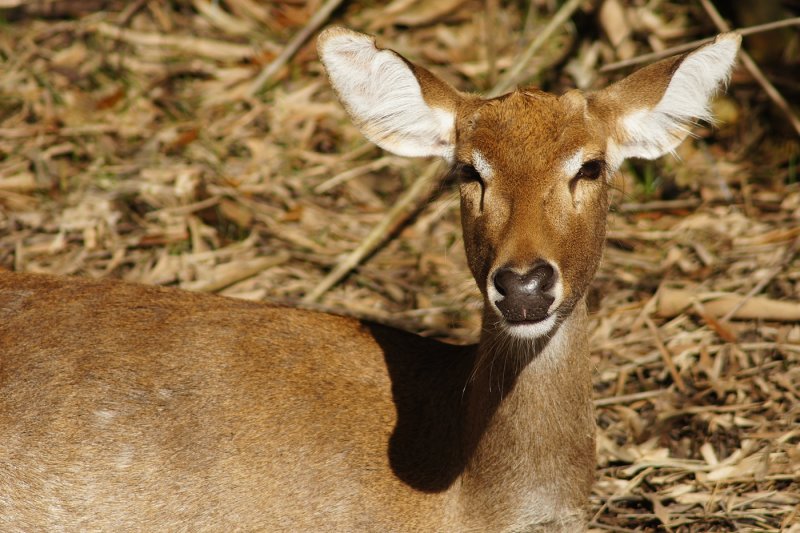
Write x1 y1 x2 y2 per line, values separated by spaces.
0 1 798 531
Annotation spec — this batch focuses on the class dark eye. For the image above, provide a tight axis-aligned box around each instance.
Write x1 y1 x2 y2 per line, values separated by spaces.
458 164 484 185
574 160 603 181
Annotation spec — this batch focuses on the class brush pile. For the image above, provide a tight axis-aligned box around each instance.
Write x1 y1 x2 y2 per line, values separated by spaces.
0 1 797 530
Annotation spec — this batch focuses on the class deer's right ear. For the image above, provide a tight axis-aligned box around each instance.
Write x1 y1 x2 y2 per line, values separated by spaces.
318 27 462 161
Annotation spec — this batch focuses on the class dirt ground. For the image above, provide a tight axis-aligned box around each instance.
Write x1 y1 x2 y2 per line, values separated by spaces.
0 1 798 531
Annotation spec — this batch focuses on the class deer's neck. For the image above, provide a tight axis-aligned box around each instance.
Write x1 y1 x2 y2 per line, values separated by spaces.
459 301 596 527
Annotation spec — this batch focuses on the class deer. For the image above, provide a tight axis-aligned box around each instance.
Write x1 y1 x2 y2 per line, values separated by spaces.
0 27 739 532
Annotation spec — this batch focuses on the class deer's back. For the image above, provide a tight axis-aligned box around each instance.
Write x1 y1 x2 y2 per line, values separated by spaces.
0 272 468 531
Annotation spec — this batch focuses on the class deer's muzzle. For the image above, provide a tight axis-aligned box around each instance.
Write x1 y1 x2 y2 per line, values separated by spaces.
492 262 556 323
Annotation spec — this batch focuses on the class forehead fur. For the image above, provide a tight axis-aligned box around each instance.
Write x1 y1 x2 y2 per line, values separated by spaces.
456 89 598 179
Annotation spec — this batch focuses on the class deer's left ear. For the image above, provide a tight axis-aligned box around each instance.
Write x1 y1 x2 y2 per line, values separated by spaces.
590 33 740 163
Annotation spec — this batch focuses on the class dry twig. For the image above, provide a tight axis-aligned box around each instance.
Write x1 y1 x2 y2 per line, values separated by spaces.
303 161 444 303
247 0 346 97
699 0 800 136
488 0 585 97
600 17 800 72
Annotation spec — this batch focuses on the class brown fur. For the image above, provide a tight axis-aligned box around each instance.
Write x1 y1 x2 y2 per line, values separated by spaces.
0 271 590 531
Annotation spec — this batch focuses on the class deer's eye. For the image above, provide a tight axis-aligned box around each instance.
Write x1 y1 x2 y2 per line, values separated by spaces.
458 164 484 185
457 163 486 213
574 160 603 181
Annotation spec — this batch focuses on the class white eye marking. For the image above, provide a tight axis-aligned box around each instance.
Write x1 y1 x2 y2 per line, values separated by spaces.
472 150 494 181
561 148 584 177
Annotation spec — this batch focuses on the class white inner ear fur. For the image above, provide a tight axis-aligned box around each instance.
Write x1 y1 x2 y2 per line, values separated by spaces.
560 149 584 178
319 30 455 161
472 151 494 181
618 35 739 160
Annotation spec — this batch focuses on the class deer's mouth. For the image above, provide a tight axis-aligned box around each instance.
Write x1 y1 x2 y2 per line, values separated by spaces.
501 312 559 339
491 298 561 340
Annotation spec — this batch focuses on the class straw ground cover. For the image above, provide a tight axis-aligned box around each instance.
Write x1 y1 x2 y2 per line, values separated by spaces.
0 1 798 530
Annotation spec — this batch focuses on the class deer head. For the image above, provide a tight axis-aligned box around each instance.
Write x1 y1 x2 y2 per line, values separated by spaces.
318 28 740 341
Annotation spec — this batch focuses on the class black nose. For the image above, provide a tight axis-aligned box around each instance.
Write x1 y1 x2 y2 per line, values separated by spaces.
493 262 556 323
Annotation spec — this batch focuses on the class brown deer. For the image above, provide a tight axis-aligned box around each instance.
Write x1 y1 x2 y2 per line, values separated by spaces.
0 28 739 532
